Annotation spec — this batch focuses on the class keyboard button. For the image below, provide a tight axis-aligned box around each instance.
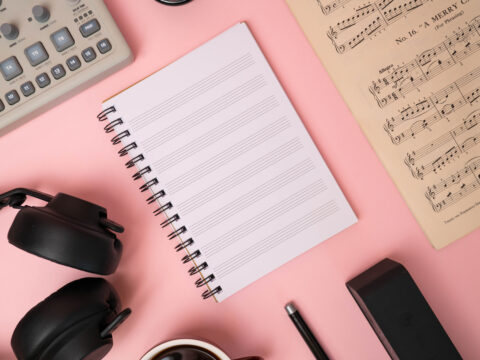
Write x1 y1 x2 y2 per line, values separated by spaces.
79 19 101 38
50 27 75 52
81 47 96 62
24 42 49 66
0 56 23 81
66 55 81 71
96 38 111 54
20 81 35 97
51 64 66 79
5 90 20 105
0 100 4 112
36 72 51 88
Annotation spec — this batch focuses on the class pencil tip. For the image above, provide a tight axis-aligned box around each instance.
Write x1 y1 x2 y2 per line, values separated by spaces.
285 302 297 315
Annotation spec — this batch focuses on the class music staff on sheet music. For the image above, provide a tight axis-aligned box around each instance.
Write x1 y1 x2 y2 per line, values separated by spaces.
384 66 480 145
370 17 480 108
404 110 480 179
286 0 480 241
326 0 428 54
425 157 480 212
317 0 353 15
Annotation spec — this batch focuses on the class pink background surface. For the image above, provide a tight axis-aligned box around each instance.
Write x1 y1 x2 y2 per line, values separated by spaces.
1 0 479 359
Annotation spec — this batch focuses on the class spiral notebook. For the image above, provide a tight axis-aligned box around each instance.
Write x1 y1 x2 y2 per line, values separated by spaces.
98 23 357 302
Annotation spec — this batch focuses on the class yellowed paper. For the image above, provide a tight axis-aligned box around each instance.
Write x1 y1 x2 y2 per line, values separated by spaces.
286 0 480 249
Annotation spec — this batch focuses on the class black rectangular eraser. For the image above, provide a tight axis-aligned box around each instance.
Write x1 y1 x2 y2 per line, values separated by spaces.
346 259 462 360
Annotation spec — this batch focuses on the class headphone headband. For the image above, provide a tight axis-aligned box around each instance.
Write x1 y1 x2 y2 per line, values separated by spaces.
0 188 124 233
1 188 125 274
0 188 53 210
1 188 130 360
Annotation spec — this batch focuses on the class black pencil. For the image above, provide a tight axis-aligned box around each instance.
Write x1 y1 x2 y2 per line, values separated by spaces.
285 302 330 360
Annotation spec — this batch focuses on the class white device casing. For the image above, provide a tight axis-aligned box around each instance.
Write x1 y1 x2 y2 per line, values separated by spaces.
0 0 133 136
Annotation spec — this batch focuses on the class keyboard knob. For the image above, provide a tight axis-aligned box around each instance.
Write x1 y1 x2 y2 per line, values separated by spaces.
32 5 51 23
0 23 19 40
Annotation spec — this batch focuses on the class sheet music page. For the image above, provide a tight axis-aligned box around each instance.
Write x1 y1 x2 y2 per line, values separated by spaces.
286 0 480 249
103 23 357 301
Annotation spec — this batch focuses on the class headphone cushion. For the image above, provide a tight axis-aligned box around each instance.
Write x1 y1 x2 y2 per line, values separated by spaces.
11 278 121 360
8 205 122 275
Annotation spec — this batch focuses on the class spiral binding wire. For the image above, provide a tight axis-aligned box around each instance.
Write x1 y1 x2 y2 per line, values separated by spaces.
97 106 222 300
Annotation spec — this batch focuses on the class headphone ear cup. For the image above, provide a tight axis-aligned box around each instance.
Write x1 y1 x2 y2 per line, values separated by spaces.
11 278 126 360
8 193 123 275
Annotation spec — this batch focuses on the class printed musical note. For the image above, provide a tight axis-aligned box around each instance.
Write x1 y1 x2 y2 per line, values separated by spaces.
318 0 396 17
370 17 480 108
425 158 480 199
405 110 480 167
328 0 428 54
384 100 433 131
384 66 480 144
287 0 480 245
426 157 480 212
328 4 378 38
405 131 480 180
317 0 354 15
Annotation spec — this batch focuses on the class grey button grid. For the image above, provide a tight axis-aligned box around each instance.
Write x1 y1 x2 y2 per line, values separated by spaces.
80 19 101 37
81 47 97 62
0 56 23 81
5 90 20 105
35 73 51 88
97 38 111 54
24 42 49 66
50 27 75 52
51 64 66 79
20 81 35 97
66 56 81 71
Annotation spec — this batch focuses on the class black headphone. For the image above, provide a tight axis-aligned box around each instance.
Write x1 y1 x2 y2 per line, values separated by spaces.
155 0 193 5
0 188 131 360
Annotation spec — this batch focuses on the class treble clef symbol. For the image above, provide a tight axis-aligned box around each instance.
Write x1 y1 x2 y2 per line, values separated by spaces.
415 167 424 180
405 153 415 166
426 187 436 200
327 26 339 40
384 119 394 132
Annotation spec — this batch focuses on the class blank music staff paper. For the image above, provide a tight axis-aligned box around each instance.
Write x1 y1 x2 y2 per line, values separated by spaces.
286 0 480 248
101 24 357 302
